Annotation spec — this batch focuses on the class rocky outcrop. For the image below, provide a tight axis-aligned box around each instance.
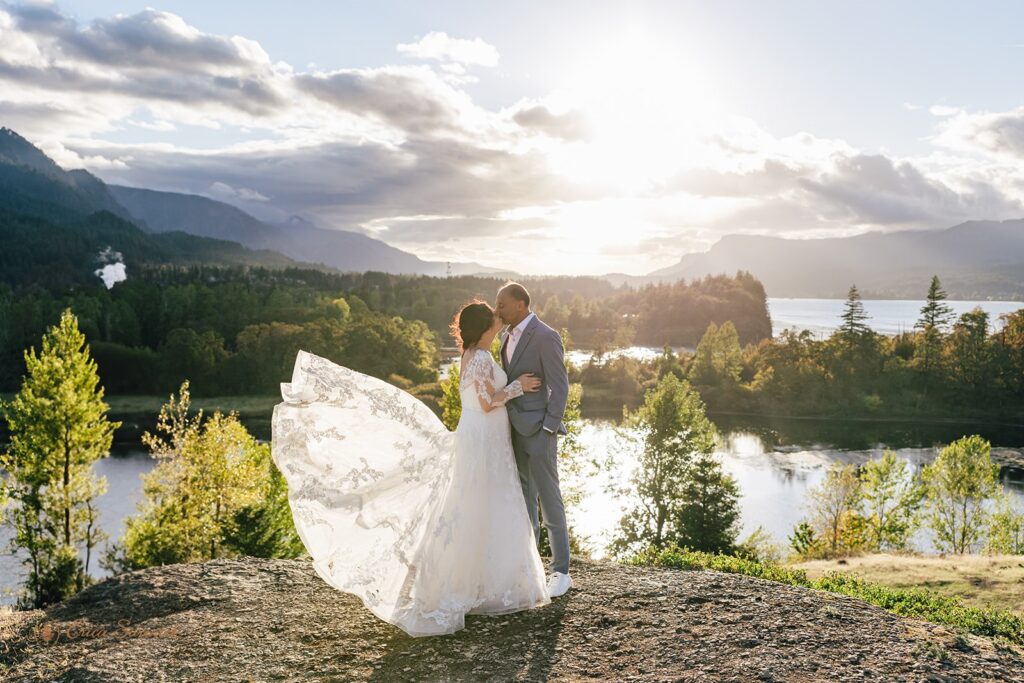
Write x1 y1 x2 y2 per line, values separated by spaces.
2 557 1022 682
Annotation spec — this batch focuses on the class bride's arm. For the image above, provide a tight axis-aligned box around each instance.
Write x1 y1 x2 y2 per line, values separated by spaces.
466 351 523 412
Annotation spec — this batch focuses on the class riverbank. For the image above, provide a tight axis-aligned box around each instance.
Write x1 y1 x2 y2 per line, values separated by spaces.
2 556 1023 681
791 553 1024 618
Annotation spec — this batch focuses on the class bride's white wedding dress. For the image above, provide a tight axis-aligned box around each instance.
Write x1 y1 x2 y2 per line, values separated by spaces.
271 348 550 637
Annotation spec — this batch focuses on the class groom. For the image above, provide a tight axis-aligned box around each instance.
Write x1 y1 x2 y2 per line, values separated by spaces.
495 282 572 598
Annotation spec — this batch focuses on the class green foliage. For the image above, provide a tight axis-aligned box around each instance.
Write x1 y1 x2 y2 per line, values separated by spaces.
439 362 461 431
921 435 1000 554
914 275 954 378
611 373 740 557
858 449 925 552
839 284 872 342
628 545 811 585
103 381 278 572
788 521 820 558
222 444 307 559
0 308 120 607
984 491 1024 555
812 572 1024 645
947 308 992 397
688 321 743 387
631 545 1024 646
734 525 783 564
804 462 863 556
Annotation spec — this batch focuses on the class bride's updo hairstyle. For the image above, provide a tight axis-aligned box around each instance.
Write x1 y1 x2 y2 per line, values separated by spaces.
451 300 494 353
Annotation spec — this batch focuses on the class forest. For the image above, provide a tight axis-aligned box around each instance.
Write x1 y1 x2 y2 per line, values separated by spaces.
0 263 771 400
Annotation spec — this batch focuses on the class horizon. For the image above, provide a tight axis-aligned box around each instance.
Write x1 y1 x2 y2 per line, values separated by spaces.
2 1 1024 275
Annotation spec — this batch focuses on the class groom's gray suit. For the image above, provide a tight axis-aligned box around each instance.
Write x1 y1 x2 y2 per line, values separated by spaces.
500 313 570 575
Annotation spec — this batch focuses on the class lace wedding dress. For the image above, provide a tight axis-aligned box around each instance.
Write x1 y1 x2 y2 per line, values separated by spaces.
271 348 550 637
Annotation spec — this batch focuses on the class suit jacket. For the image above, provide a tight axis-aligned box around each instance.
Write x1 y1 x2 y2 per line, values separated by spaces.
500 314 569 437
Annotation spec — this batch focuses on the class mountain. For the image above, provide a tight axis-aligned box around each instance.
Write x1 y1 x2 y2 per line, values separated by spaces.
0 208 302 289
108 185 500 276
0 128 306 288
0 128 132 221
647 221 1024 299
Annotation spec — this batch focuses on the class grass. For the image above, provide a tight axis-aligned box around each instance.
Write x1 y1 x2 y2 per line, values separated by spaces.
629 546 1024 647
792 553 1024 618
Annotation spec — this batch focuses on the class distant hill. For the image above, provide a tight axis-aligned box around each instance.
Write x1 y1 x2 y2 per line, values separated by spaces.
108 185 499 277
0 128 132 222
0 128 311 288
647 222 1024 300
0 208 302 289
0 126 500 278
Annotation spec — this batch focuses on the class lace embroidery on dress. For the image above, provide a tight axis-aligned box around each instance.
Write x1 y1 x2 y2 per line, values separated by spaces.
271 349 549 637
460 348 523 409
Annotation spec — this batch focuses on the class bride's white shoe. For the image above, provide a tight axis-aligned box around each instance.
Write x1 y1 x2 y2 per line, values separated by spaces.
546 571 573 598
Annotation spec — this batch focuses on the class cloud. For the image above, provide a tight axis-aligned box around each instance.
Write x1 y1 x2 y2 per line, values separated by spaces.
511 103 593 141
933 106 1024 159
207 181 269 202
3 2 1024 275
295 65 479 136
0 3 288 118
397 31 499 67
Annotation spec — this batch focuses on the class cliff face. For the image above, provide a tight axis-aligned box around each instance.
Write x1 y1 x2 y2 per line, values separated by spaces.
1 557 1022 682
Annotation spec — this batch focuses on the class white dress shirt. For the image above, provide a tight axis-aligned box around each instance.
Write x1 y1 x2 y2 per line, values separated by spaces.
503 312 554 433
504 312 534 364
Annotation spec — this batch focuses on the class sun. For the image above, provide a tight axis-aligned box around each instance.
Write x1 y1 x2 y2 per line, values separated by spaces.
551 25 723 192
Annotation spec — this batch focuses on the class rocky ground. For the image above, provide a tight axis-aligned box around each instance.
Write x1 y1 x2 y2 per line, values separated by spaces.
1 557 1023 682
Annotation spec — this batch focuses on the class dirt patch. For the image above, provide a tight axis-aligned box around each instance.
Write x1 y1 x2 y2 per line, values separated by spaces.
2 557 1023 682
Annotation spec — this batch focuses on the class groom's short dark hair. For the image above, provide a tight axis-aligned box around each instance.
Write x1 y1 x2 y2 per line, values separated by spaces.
501 282 531 308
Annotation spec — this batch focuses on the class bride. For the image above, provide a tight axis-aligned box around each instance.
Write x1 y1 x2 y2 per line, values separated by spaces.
271 300 552 637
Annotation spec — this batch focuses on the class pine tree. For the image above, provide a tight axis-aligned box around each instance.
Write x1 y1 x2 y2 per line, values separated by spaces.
914 275 954 377
0 308 120 607
673 450 741 554
839 284 872 343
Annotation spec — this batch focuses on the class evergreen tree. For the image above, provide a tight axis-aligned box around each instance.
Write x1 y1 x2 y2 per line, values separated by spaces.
914 275 954 376
0 308 120 607
673 450 741 553
838 284 872 343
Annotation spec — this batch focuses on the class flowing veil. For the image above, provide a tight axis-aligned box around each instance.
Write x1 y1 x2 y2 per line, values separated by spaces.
271 349 456 631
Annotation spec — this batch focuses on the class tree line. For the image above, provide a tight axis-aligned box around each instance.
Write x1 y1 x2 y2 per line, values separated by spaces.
575 276 1024 421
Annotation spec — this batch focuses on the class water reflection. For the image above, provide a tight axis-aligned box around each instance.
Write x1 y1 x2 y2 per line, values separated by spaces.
571 420 1024 560
2 419 1022 605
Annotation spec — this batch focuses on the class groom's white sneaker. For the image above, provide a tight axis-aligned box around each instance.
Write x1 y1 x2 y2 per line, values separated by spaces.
546 571 573 598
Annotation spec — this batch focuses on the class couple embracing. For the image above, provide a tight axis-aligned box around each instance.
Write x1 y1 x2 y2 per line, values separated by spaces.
271 282 572 637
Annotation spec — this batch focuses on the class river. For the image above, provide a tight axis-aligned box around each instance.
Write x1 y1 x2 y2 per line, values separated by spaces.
2 413 1021 605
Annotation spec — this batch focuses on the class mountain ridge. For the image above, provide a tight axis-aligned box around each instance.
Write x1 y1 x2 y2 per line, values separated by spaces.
645 220 1024 299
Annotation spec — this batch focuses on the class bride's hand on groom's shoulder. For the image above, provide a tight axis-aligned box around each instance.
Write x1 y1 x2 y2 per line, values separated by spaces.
517 373 542 392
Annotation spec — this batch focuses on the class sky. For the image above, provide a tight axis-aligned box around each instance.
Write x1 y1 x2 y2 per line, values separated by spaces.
2 0 1024 275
